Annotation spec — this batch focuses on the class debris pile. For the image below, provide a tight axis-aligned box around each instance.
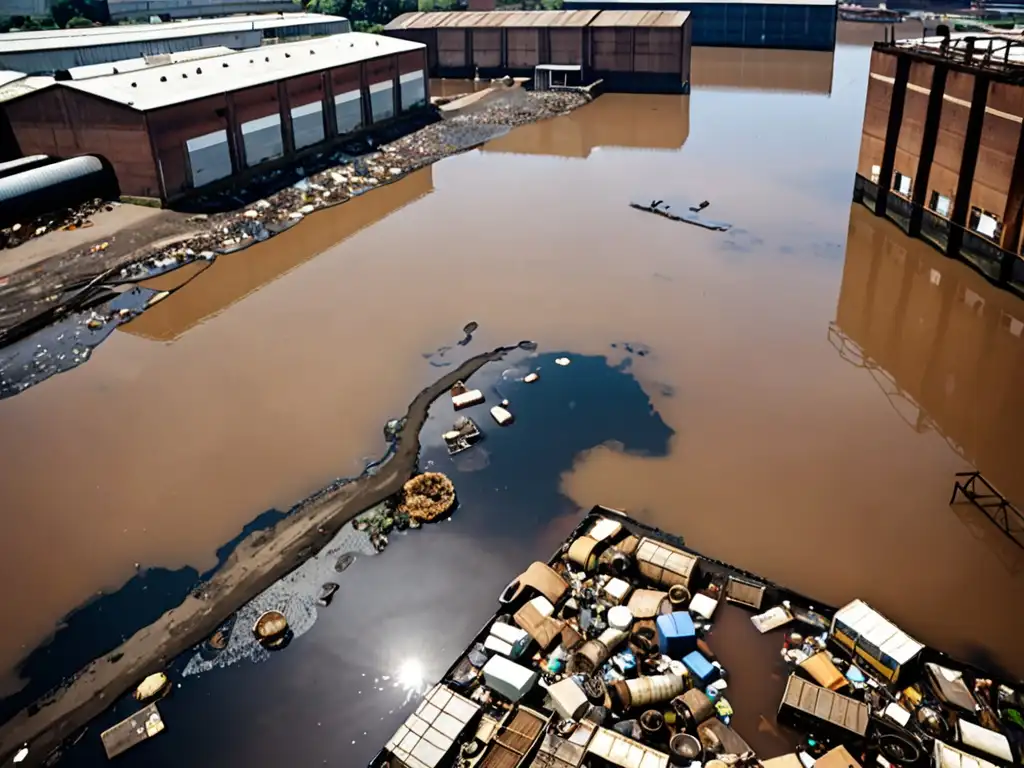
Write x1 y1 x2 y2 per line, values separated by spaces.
373 507 1024 768
400 472 456 523
0 198 114 250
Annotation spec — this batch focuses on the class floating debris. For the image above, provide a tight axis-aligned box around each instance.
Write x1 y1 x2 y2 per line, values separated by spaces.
133 672 169 702
335 552 357 573
100 703 165 759
12 745 27 763
372 506 1023 768
443 416 482 456
317 582 340 607
524 372 539 383
555 357 571 366
490 405 513 426
253 610 289 648
400 472 456 522
630 198 733 232
451 380 485 410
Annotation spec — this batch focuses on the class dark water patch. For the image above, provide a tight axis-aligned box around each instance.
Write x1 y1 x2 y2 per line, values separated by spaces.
0 287 156 400
0 508 285 727
53 350 671 767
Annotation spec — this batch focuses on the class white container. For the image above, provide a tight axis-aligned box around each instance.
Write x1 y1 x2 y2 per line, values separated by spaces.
452 389 484 409
608 606 634 632
482 655 538 702
490 405 513 425
547 677 590 720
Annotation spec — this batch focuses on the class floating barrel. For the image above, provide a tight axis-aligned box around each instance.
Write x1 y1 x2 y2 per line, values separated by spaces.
616 674 686 710
0 155 57 181
0 155 118 227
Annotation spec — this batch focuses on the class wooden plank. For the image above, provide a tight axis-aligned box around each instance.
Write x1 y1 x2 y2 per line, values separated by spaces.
100 703 165 760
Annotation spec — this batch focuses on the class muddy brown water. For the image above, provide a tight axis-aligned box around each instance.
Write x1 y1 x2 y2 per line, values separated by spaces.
1 31 1023 705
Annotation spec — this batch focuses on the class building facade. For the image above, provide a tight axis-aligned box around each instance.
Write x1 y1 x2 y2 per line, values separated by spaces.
385 9 692 93
561 0 837 51
2 34 428 203
854 36 1024 296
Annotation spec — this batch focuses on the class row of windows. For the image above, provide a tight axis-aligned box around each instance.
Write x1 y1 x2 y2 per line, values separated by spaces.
183 72 426 189
870 164 1004 244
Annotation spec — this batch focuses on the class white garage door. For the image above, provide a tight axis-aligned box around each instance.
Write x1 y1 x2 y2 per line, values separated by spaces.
400 71 426 112
291 100 325 150
241 113 283 167
185 129 232 188
369 80 394 123
334 89 363 136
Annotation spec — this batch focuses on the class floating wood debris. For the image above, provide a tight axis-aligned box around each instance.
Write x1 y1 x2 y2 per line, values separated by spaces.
100 702 165 759
555 357 570 366
400 472 456 522
630 198 732 231
524 372 539 383
133 672 169 702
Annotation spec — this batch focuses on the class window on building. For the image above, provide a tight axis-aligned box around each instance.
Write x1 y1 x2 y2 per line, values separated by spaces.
969 206 1001 240
929 191 952 218
870 165 881 184
893 172 912 197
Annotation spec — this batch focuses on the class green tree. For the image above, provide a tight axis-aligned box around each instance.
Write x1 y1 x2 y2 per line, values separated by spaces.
21 16 41 29
66 15 93 26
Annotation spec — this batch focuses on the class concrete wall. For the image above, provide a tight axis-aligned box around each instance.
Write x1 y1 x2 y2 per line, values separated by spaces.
855 45 1024 267
3 86 160 196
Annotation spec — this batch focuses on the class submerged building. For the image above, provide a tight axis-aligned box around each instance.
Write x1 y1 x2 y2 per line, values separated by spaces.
384 9 693 93
1 34 428 204
854 34 1024 297
0 13 350 72
560 0 838 51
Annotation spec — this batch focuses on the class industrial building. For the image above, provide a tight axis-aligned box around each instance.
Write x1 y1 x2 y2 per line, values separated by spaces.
384 9 692 93
854 34 1024 295
1 33 429 204
560 0 837 51
107 0 296 22
0 13 350 72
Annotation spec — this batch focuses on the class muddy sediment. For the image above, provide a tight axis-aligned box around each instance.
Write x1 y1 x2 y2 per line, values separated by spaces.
0 344 521 766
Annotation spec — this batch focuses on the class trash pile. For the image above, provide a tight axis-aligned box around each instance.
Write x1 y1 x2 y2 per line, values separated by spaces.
373 507 1024 768
0 198 116 250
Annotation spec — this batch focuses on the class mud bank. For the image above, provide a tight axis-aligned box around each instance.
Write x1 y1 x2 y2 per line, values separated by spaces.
0 343 526 766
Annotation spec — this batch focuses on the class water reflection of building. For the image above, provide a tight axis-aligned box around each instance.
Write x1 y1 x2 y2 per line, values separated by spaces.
480 93 689 159
119 167 433 342
852 37 1024 298
833 203 1024 522
690 47 834 95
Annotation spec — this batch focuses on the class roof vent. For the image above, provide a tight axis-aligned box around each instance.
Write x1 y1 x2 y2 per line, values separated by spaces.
182 73 188 78
196 67 202 74
160 75 167 82
285 52 291 58
223 62 229 67
265 56 270 62
131 82 137 87
112 67 119 74
375 40 379 45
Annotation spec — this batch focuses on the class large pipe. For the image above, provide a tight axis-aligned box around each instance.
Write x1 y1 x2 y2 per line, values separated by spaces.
0 155 117 227
0 155 57 181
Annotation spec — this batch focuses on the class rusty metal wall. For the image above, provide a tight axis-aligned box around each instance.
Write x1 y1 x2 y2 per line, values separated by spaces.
437 29 467 69
5 87 159 198
506 29 540 69
472 29 501 69
590 28 632 72
548 28 583 65
633 28 681 74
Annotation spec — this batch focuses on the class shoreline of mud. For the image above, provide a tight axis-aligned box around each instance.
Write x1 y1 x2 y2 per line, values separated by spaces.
0 88 590 348
0 343 524 766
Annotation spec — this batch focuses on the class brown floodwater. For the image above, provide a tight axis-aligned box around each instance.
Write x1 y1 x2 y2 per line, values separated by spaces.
1 33 1023 699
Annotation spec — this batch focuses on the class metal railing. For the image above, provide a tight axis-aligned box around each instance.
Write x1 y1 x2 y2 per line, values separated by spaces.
892 34 1024 79
950 471 1024 549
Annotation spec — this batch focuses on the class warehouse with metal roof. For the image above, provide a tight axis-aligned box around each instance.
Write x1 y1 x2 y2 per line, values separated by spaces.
1 33 428 203
384 9 692 93
107 0 297 22
0 13 351 72
560 0 837 50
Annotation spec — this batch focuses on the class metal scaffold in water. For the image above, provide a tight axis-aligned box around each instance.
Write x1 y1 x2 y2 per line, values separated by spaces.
950 471 1024 550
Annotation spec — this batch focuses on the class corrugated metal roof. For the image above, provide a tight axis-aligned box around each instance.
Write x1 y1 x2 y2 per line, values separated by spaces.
0 13 348 53
588 10 689 27
389 9 602 29
0 74 54 103
0 70 25 87
55 33 422 112
67 47 236 79
384 11 423 30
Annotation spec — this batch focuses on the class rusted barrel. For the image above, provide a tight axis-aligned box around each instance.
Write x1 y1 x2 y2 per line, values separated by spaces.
568 536 600 570
570 628 628 674
617 674 686 710
672 688 715 726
